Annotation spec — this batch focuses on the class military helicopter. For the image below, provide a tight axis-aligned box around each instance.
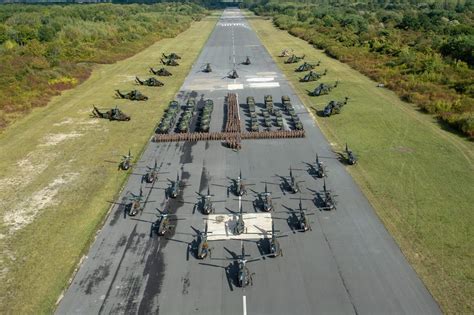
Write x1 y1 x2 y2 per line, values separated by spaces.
149 67 172 76
115 89 148 101
279 167 303 194
230 170 251 196
287 198 314 232
299 69 327 82
285 54 305 64
253 221 286 257
161 58 179 66
118 149 133 171
321 179 337 210
314 154 327 178
195 187 223 215
151 207 185 236
167 172 184 198
142 159 165 184
190 223 213 259
128 187 144 216
253 183 280 212
91 106 130 121
231 204 248 235
323 97 349 117
135 77 164 87
309 81 339 97
345 143 357 165
295 61 319 72
242 56 251 65
224 244 270 288
202 63 212 73
227 69 239 79
162 52 181 60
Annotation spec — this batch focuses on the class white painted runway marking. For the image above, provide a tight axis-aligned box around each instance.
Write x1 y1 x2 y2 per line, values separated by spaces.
249 82 280 88
246 77 275 82
243 295 247 315
228 84 244 90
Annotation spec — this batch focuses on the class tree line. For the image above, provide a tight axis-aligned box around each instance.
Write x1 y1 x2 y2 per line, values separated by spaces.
246 0 474 138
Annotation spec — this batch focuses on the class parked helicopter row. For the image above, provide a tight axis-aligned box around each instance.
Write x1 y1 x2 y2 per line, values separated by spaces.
201 56 251 79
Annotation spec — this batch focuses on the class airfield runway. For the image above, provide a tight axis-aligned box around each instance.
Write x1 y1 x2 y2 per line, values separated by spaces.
56 9 441 315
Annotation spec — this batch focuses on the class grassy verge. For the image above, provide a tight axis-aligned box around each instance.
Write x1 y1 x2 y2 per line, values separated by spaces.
249 17 473 314
0 15 217 314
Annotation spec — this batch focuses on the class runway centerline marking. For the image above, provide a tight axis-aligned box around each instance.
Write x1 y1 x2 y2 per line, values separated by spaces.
243 295 247 315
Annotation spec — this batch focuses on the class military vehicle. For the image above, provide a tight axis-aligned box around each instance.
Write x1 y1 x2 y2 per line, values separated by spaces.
118 149 133 171
247 96 256 112
228 69 239 79
115 89 148 101
92 106 130 121
276 116 284 128
227 244 271 288
161 58 179 66
264 95 274 114
284 54 305 64
309 81 339 97
253 183 280 212
167 172 183 198
162 52 181 60
345 143 357 165
190 223 212 259
250 118 259 131
135 77 164 87
278 48 292 57
202 63 212 73
195 187 220 215
295 61 318 72
321 179 337 210
177 99 196 133
292 115 304 130
299 69 327 82
242 56 251 65
323 97 349 117
290 198 314 232
255 221 286 257
232 205 248 235
128 187 144 216
314 154 326 178
156 101 179 134
281 95 294 114
150 67 172 76
198 99 214 132
152 212 176 236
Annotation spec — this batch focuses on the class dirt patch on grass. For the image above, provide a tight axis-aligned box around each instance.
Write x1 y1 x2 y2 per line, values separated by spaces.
39 132 83 147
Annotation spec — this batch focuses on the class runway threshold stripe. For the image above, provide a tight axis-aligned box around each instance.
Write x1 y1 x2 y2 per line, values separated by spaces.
243 295 247 315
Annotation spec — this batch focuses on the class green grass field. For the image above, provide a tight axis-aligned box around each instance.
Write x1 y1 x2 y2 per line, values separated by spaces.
249 17 473 315
0 16 217 314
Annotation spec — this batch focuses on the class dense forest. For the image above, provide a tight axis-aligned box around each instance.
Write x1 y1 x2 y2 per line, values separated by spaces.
247 0 474 138
0 3 206 129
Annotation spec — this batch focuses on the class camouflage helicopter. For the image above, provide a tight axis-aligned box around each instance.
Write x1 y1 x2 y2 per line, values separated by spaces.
128 186 144 216
256 221 287 257
202 63 212 73
142 159 166 184
227 69 239 79
150 67 172 76
309 81 339 97
195 187 224 215
115 89 148 101
242 56 251 65
118 149 133 171
167 172 184 199
231 204 248 235
314 154 327 178
229 170 253 196
295 61 319 72
152 209 183 236
91 106 130 121
279 166 303 194
323 97 349 117
299 69 327 82
252 183 280 212
285 54 305 64
162 52 181 60
190 223 213 259
161 58 179 66
135 76 164 87
321 179 337 210
345 143 357 165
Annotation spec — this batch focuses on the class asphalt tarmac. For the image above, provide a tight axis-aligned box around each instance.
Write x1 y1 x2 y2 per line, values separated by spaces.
56 9 441 315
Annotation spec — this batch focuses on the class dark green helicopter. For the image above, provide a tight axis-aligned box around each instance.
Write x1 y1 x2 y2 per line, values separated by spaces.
167 172 183 198
253 183 280 212
321 179 337 211
195 187 225 215
289 198 315 232
230 170 250 196
149 67 172 76
279 166 303 194
224 244 271 288
314 154 327 178
117 149 133 171
309 81 339 97
152 208 184 236
128 187 144 216
228 69 239 79
254 221 287 257
202 63 212 73
142 159 164 184
345 143 357 165
190 223 212 259
135 77 164 87
232 204 247 235
242 56 251 65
